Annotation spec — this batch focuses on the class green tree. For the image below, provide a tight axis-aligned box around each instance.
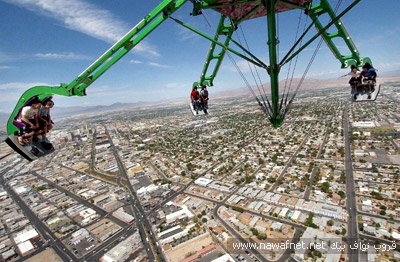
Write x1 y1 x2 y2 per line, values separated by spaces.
338 190 346 199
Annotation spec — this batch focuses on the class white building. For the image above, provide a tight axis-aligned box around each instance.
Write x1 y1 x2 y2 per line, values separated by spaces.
113 208 135 223
165 204 194 224
13 226 39 244
211 253 236 262
194 177 213 187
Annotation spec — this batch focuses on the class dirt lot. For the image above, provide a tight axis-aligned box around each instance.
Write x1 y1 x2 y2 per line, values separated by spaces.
25 248 63 262
164 232 214 262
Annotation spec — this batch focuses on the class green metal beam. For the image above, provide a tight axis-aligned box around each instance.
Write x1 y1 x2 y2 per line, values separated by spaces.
7 85 70 135
67 0 188 95
194 15 236 87
281 0 362 67
277 0 310 9
7 0 188 136
308 0 366 68
236 4 263 24
170 16 267 69
229 38 268 69
266 0 283 128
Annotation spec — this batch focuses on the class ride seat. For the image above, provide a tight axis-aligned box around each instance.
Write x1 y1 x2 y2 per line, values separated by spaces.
12 96 38 131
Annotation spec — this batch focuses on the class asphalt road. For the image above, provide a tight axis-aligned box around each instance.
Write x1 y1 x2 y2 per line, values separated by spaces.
104 126 162 261
85 225 135 261
186 191 305 230
213 204 268 262
213 204 304 262
0 176 77 262
31 171 128 228
303 167 318 201
343 105 359 262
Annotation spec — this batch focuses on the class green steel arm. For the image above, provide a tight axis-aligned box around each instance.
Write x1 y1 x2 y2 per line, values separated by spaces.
193 15 236 87
266 0 282 128
66 0 188 96
281 0 371 68
307 0 371 68
170 16 267 69
7 0 187 136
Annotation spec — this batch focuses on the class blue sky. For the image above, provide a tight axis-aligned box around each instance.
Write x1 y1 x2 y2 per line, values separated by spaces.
0 0 399 113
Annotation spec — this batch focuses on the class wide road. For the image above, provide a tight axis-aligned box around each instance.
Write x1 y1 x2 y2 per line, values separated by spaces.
104 126 162 261
0 175 77 262
213 204 304 262
185 191 305 230
343 104 359 262
31 171 128 228
304 167 318 201
213 204 268 262
85 225 136 261
149 132 266 215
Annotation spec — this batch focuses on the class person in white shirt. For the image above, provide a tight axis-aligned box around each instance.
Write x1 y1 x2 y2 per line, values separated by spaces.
17 97 42 145
343 65 362 86
341 65 362 99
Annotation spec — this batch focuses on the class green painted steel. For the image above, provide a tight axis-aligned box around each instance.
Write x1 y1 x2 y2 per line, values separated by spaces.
308 0 370 68
194 15 236 87
266 0 283 128
170 16 267 69
7 85 70 136
7 0 188 136
7 0 371 136
281 0 364 67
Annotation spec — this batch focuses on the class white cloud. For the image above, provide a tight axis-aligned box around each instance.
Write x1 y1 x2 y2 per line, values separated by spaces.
147 62 170 68
4 0 160 57
0 82 53 91
0 82 54 111
0 65 14 70
0 51 24 63
223 59 255 73
129 60 170 68
34 52 90 60
176 25 200 42
129 59 143 64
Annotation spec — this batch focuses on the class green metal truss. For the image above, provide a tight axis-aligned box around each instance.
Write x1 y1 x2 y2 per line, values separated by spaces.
7 0 188 136
307 0 371 68
7 0 371 136
193 15 236 88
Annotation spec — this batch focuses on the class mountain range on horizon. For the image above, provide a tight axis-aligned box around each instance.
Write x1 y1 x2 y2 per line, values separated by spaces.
1 74 400 129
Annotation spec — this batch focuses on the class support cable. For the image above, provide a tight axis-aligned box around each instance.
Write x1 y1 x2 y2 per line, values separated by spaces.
279 10 304 114
201 10 272 118
281 0 343 118
234 23 271 114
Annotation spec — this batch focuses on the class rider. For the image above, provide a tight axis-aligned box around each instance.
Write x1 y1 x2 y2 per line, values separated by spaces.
200 85 209 112
38 98 54 137
361 63 377 99
17 96 42 145
342 65 362 100
347 65 362 85
190 86 200 114
361 62 377 82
